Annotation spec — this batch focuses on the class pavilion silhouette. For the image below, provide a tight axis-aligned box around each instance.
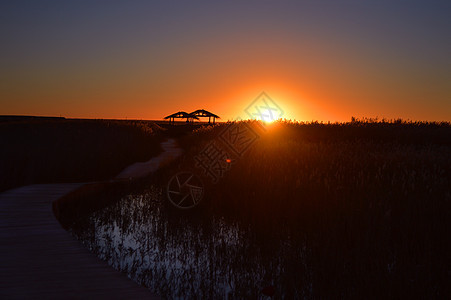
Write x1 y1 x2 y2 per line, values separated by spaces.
164 109 220 124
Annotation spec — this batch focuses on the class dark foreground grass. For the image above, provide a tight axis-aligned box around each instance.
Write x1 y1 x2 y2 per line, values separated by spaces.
170 120 451 298
0 118 164 192
69 120 450 298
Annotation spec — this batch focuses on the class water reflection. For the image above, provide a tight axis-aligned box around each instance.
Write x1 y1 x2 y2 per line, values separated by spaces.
71 187 310 298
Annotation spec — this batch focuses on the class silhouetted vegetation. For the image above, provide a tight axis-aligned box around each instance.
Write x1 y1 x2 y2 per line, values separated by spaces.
0 118 163 192
71 119 450 298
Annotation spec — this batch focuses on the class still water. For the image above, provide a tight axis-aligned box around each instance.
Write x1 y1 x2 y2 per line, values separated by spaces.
71 187 311 298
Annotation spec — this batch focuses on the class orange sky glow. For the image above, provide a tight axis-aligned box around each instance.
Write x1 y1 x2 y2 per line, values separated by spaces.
1 1 450 122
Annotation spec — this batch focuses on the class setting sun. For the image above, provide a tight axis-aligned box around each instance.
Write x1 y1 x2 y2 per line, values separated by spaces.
260 108 278 123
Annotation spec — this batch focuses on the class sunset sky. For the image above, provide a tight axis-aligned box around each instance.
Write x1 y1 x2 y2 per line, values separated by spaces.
1 0 450 122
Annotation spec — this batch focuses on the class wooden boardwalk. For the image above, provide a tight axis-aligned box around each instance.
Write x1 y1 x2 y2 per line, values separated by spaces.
0 184 157 299
0 138 184 298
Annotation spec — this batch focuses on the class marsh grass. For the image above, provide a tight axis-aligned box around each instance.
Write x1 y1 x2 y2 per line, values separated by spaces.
70 119 450 298
170 119 451 297
0 118 164 192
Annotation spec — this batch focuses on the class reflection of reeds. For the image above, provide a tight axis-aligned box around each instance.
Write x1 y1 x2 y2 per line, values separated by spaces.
0 119 163 192
72 189 296 298
72 119 450 298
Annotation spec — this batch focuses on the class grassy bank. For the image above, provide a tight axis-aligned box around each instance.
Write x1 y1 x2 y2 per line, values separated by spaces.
0 118 164 192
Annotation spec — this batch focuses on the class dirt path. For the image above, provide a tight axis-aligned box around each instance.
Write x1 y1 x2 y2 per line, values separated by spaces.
0 138 182 298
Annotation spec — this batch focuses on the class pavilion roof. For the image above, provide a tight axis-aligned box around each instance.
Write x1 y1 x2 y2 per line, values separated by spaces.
190 109 220 119
164 111 199 120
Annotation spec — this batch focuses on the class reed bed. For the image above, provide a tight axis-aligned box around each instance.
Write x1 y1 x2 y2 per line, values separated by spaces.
175 119 451 297
70 119 450 298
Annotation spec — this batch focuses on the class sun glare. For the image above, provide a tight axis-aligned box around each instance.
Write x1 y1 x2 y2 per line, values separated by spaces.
260 108 277 123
